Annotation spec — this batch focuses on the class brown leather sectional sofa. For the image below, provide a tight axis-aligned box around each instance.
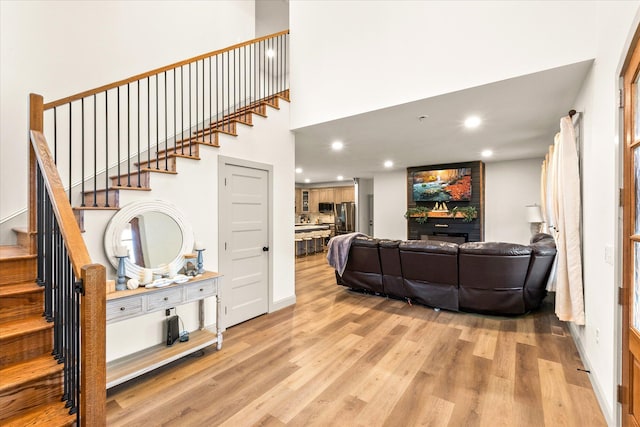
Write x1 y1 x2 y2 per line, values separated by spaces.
334 233 557 315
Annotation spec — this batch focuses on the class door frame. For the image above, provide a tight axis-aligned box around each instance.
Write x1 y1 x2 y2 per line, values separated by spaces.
218 155 274 328
620 22 640 427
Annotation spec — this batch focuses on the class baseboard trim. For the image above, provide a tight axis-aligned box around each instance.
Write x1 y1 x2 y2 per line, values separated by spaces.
270 295 296 312
567 322 614 426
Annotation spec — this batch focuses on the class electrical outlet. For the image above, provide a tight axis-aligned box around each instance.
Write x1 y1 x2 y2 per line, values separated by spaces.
165 308 171 316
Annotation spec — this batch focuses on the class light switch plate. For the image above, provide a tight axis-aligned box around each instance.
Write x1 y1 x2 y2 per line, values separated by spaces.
604 245 614 265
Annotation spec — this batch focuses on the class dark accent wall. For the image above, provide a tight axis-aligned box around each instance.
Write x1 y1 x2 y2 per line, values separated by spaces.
406 161 485 242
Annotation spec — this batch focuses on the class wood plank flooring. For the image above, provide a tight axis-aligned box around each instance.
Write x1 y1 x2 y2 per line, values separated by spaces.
106 253 606 426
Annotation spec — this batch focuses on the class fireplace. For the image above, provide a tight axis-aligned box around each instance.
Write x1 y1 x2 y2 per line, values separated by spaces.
420 232 468 244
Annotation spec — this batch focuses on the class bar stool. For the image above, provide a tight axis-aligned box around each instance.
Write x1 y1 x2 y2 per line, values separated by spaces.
312 232 323 254
320 230 331 251
295 233 306 257
300 232 314 255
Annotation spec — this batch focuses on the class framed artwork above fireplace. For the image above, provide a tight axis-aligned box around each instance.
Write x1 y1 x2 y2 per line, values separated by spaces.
406 161 485 242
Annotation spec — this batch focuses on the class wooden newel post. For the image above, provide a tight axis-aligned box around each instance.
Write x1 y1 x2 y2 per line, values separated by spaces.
28 93 44 254
80 263 106 426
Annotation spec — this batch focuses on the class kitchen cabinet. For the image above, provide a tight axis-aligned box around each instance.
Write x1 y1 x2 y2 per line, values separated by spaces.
295 188 302 213
308 189 318 212
295 185 354 213
335 186 355 203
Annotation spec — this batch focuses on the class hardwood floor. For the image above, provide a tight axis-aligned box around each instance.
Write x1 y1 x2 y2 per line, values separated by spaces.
106 253 606 426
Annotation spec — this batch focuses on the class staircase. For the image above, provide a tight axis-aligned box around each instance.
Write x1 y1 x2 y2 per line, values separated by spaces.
0 240 76 426
1 30 290 424
75 91 288 219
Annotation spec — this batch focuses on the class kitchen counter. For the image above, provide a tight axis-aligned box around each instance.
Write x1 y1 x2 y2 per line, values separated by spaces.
294 224 330 232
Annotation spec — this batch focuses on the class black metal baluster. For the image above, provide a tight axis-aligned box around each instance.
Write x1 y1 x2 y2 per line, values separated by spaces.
195 61 199 143
127 83 131 187
68 103 72 203
233 48 236 121
209 57 212 145
105 91 109 205
36 166 44 287
201 60 205 145
229 51 231 133
117 88 121 187
164 71 168 171
80 98 85 206
174 69 178 156
181 66 185 151
54 107 58 163
147 77 151 176
137 80 141 178
189 63 192 148
215 55 218 145
93 95 98 207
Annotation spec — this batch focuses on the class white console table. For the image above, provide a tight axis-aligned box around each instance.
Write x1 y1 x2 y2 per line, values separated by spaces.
105 271 222 388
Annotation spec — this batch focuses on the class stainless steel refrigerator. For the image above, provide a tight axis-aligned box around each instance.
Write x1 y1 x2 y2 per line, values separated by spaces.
334 202 356 234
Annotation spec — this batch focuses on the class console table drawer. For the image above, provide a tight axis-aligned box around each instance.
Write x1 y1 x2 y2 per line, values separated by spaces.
107 297 144 322
147 288 182 310
185 280 217 301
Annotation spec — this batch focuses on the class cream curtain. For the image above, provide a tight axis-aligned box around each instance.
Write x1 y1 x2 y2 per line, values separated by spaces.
541 116 584 325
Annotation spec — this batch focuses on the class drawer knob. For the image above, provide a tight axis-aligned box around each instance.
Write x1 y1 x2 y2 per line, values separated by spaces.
164 297 169 301
120 307 125 311
200 288 204 292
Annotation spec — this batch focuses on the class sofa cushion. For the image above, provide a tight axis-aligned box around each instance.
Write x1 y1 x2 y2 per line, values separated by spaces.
340 237 383 293
399 241 459 310
458 242 531 314
378 239 405 298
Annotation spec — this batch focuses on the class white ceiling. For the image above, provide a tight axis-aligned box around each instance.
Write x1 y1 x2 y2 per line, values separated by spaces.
293 60 593 185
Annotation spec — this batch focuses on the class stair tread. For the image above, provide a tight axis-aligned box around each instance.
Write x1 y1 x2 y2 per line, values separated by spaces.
109 169 151 180
141 167 178 174
0 316 52 340
0 281 42 296
0 245 34 259
72 206 120 211
82 186 150 194
1 400 75 427
0 355 62 392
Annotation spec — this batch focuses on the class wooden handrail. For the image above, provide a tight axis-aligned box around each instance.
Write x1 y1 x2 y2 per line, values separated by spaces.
30 129 92 275
43 29 290 110
30 92 106 425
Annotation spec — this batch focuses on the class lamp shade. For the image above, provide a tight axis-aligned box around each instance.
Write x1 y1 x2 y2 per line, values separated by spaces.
525 205 543 223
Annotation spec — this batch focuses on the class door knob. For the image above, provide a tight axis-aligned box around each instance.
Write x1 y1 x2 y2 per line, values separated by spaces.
263 246 269 252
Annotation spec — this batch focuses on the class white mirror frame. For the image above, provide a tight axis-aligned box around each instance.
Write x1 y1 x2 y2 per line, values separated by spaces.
104 200 194 280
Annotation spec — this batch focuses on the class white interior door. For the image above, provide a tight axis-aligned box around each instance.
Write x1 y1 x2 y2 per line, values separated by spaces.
219 161 269 328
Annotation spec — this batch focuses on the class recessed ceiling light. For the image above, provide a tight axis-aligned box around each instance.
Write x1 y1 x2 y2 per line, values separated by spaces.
337 175 344 181
266 49 275 58
481 149 493 157
295 167 303 174
331 141 344 151
464 116 482 129
384 160 393 168
304 178 310 183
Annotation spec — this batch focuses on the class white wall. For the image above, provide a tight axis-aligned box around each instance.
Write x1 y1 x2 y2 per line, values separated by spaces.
289 0 598 130
0 0 256 239
373 159 544 244
568 3 640 424
485 158 543 245
373 170 407 240
255 0 289 38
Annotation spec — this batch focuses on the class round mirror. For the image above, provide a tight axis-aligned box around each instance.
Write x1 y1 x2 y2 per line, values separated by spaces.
104 200 194 280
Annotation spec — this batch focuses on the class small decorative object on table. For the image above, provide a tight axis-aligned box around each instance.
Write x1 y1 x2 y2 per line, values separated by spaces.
194 241 205 275
114 246 129 291
182 253 198 276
